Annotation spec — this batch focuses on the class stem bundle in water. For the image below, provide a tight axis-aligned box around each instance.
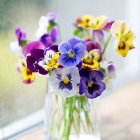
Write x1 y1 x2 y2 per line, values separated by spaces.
50 96 93 140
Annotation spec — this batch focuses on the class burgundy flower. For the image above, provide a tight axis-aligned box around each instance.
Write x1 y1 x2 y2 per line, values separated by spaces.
26 49 48 75
85 40 101 52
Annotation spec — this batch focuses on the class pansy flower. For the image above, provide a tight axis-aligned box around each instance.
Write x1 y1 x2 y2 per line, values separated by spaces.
9 28 27 56
85 40 101 52
40 27 58 48
37 45 60 72
24 41 47 75
82 50 100 70
58 37 86 67
79 70 105 99
82 41 101 70
36 12 58 38
105 62 116 90
17 59 35 84
76 15 108 30
15 28 27 46
49 67 80 98
111 20 135 57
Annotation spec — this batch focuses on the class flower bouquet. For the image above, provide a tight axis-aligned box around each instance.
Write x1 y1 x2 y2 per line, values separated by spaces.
10 12 135 140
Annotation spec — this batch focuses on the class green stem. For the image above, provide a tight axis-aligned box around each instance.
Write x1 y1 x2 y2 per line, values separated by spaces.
85 29 91 39
62 97 76 140
102 33 112 55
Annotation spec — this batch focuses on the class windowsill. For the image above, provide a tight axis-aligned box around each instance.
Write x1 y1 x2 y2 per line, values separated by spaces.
0 110 44 140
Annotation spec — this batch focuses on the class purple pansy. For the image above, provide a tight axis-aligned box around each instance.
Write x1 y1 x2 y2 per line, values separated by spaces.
79 70 105 99
26 49 48 75
40 27 58 48
58 37 86 67
15 28 26 45
23 41 45 56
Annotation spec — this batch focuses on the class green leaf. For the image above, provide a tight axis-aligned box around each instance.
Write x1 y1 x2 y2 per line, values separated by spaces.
47 22 56 32
20 40 28 48
99 67 106 75
73 28 85 38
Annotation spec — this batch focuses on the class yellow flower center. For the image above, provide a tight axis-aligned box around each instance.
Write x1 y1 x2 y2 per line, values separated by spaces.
63 77 70 84
69 51 75 57
45 53 60 70
88 81 93 87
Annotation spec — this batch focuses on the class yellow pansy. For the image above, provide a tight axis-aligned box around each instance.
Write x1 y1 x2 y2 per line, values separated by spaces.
82 50 100 69
77 15 108 30
18 59 35 84
111 20 135 57
92 16 108 30
78 15 94 29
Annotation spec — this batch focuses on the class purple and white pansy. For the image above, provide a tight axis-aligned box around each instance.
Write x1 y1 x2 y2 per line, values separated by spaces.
36 12 58 38
9 28 27 56
49 67 80 97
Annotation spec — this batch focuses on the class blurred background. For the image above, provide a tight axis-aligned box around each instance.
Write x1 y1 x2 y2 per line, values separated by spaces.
0 0 140 139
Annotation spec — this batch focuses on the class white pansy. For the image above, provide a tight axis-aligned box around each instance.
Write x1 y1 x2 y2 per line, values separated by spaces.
36 16 49 38
49 67 80 98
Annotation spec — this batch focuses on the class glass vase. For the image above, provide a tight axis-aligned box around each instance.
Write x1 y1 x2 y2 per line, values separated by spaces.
44 80 101 140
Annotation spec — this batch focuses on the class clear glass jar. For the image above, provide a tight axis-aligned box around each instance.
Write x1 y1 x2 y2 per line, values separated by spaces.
44 81 101 140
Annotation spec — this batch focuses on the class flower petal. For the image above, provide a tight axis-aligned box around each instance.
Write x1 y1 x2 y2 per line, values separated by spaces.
111 20 130 37
89 70 104 81
9 41 23 56
40 34 52 48
23 41 45 56
85 40 101 52
68 37 84 46
58 42 72 54
79 78 87 95
58 54 81 67
73 43 86 57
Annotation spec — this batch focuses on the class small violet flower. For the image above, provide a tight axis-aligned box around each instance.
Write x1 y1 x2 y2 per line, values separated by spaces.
107 62 116 79
58 37 86 67
49 67 80 98
15 28 27 45
40 27 58 48
79 70 105 99
9 28 27 56
36 12 58 38
105 62 116 91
